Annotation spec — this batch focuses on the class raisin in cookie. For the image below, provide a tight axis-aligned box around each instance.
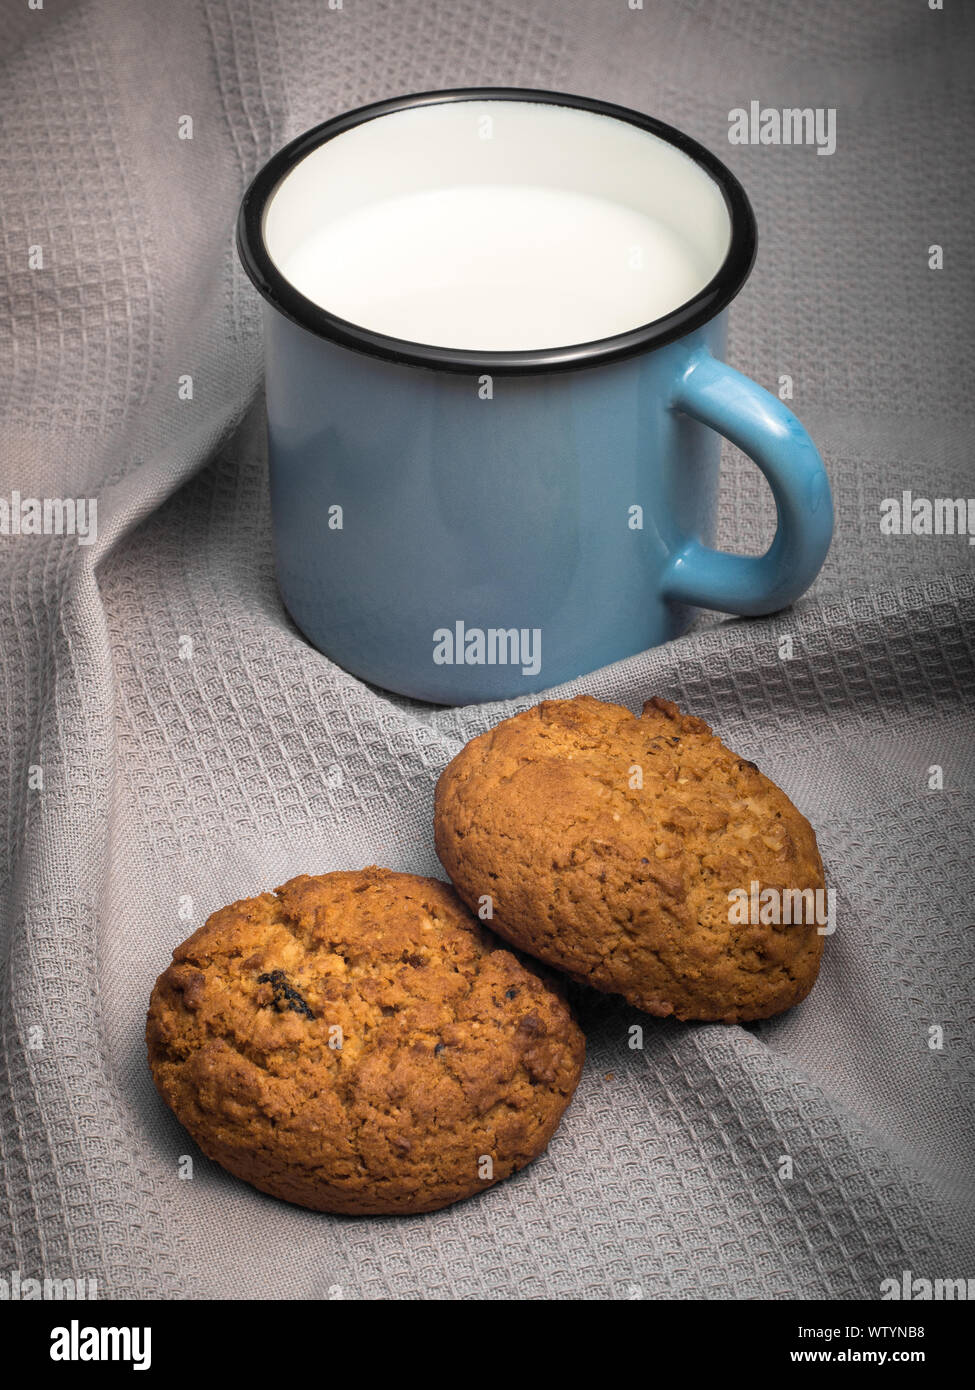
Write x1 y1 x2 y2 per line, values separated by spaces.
435 696 826 1023
146 868 584 1215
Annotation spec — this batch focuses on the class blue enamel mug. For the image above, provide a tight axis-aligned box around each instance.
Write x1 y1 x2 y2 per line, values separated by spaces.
237 88 832 705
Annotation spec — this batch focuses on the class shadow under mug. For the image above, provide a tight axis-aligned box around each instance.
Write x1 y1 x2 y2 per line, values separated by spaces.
237 88 833 705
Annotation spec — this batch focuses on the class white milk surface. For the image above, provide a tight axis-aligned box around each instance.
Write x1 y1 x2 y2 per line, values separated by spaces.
278 183 715 350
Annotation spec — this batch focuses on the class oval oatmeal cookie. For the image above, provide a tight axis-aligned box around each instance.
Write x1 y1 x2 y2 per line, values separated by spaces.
434 696 827 1023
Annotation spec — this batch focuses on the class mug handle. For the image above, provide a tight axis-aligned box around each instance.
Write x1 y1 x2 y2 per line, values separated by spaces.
662 347 833 614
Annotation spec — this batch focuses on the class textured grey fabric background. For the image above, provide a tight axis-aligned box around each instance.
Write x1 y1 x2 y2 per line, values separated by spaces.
1 0 973 1300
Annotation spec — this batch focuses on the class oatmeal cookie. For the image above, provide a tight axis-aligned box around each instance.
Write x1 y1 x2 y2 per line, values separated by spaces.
435 696 826 1023
147 868 584 1214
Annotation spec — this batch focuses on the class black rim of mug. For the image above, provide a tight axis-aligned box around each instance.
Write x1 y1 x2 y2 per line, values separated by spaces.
236 87 758 375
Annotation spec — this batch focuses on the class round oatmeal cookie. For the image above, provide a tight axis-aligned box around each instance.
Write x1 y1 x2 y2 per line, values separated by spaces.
146 868 584 1215
435 696 827 1023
